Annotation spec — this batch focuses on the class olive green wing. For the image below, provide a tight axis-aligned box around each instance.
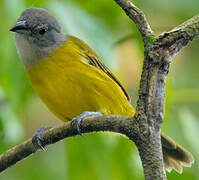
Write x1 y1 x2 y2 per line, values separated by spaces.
68 35 130 102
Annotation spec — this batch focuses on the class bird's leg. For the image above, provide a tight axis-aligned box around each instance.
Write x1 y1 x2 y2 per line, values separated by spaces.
71 111 102 135
32 126 52 151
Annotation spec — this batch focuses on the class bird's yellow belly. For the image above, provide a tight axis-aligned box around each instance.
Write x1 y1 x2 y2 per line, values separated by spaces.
27 52 135 122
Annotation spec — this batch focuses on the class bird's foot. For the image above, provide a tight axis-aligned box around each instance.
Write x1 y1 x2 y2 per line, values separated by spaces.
71 111 102 135
32 126 52 151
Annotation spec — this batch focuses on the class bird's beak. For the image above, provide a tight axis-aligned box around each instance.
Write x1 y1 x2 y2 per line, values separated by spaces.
10 21 30 35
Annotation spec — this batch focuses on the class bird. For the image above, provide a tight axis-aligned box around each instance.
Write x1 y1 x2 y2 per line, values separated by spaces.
10 7 194 173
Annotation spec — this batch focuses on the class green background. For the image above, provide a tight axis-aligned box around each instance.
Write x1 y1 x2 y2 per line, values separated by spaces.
0 0 199 179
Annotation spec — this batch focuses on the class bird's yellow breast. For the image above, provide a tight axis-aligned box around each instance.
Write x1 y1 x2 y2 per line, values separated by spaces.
27 38 135 121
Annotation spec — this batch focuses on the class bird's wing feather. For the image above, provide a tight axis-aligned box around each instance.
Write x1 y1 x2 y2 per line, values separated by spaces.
68 35 130 102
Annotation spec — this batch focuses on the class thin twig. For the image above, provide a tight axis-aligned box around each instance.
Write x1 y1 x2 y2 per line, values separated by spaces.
114 0 154 44
155 14 199 58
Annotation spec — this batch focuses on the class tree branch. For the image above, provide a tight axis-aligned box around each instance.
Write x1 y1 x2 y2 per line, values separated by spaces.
155 14 199 58
132 11 199 180
114 0 154 45
0 115 135 173
1 1 199 179
115 1 199 179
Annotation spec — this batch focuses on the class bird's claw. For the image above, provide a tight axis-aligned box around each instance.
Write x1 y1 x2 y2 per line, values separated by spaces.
71 111 102 135
32 126 52 151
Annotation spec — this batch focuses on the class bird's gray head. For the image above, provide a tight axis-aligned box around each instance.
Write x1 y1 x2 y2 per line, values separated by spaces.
10 7 66 68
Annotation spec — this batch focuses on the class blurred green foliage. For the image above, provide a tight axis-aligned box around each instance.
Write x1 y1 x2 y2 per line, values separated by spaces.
0 0 199 179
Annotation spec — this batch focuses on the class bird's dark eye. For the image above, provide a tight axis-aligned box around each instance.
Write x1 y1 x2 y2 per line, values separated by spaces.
39 28 47 35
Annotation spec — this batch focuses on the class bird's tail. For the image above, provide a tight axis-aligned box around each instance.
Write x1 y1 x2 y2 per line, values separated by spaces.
161 132 194 173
